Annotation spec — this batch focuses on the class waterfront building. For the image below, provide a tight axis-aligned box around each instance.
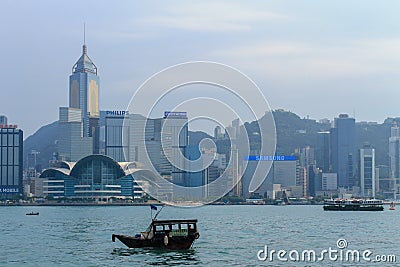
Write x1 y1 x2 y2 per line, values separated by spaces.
321 173 338 191
39 155 146 200
0 120 23 198
330 114 356 188
359 144 375 198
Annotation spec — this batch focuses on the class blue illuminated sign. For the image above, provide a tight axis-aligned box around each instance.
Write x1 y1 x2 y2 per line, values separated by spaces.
164 111 187 118
245 155 297 161
0 186 20 194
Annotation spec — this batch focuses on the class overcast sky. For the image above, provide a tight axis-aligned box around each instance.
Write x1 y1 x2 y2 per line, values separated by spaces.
1 0 400 138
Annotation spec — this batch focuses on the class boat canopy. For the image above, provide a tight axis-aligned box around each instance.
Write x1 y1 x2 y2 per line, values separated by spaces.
152 219 197 226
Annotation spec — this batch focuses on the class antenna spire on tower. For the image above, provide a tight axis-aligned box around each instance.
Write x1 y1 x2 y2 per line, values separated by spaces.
84 23 86 45
83 23 87 54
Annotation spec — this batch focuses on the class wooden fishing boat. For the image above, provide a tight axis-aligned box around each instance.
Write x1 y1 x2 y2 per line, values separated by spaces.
112 219 199 250
112 205 199 250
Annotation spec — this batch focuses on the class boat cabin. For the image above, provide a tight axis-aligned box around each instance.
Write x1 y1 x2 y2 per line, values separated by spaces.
149 219 198 239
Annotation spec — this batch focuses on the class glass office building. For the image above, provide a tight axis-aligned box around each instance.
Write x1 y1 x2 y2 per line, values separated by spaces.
0 124 23 197
99 111 129 162
330 114 356 188
58 107 93 161
69 43 100 138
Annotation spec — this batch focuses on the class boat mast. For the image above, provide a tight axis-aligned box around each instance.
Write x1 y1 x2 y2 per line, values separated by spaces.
152 205 164 221
144 205 165 238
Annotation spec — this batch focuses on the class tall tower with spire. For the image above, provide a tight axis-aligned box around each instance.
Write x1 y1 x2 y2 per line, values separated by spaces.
69 31 100 138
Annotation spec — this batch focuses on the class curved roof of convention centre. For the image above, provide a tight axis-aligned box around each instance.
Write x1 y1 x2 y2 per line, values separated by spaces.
39 155 158 181
70 154 126 178
40 167 71 178
51 161 76 170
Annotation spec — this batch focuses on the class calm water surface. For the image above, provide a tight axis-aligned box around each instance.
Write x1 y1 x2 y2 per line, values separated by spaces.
0 205 399 266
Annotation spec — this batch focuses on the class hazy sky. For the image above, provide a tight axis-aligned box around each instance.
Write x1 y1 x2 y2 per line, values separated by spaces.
1 0 400 138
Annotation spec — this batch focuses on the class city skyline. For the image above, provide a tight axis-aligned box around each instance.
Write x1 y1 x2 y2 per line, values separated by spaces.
1 1 400 137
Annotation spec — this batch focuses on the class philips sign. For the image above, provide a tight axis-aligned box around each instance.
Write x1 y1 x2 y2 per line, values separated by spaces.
105 111 129 117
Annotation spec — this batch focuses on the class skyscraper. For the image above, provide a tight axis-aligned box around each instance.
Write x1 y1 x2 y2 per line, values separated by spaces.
69 41 100 138
359 144 375 197
0 119 23 198
330 114 356 188
99 110 129 162
58 107 93 161
389 123 400 179
128 112 188 186
389 123 400 198
315 131 330 173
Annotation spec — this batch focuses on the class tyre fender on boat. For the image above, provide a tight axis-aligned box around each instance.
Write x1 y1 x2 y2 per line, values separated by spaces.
163 235 169 246
194 232 200 239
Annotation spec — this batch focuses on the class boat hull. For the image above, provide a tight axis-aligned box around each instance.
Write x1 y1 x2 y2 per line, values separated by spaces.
323 205 383 211
112 234 196 250
26 212 39 215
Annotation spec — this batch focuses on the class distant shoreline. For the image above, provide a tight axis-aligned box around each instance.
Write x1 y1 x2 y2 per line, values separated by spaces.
0 202 325 207
1 201 398 207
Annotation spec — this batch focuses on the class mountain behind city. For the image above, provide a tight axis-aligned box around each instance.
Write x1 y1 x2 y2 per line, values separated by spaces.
24 109 398 171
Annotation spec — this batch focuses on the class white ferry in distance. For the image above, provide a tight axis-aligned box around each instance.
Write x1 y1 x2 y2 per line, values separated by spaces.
323 198 384 211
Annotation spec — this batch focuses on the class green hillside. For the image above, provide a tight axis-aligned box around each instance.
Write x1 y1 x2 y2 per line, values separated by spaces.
23 110 394 170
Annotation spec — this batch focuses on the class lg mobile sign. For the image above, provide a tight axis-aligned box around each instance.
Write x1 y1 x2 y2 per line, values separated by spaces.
0 186 20 194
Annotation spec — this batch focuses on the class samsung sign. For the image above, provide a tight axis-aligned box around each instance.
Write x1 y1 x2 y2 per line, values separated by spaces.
245 155 297 161
105 111 129 117
0 186 20 194
164 111 187 118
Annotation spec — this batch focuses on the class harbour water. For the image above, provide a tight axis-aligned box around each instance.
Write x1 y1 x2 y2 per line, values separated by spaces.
1 205 399 266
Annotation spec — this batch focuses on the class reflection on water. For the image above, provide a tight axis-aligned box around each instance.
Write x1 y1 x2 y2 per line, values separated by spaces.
111 247 200 266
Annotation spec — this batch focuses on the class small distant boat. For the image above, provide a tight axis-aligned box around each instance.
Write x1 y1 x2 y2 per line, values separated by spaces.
323 198 384 211
112 205 200 250
26 212 39 216
389 202 396 211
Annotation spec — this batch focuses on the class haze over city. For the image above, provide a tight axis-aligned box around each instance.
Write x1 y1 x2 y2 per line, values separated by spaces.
1 0 400 137
1 2 400 266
